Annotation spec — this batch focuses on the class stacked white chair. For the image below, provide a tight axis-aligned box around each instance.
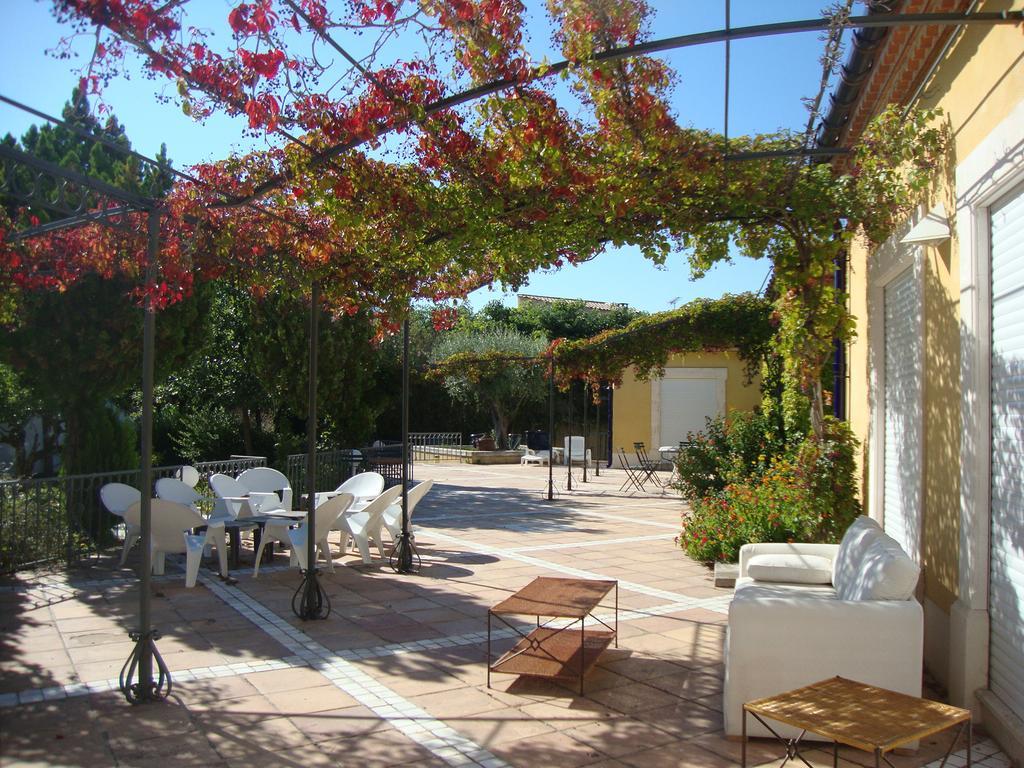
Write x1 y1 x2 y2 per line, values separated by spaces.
238 467 293 513
316 471 384 511
155 477 207 511
564 435 591 466
254 493 354 577
100 482 142 566
335 485 403 564
175 465 201 488
124 499 228 588
380 479 434 543
209 473 256 521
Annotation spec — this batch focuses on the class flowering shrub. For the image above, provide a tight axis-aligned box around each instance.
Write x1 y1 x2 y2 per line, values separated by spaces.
672 410 786 502
680 417 860 563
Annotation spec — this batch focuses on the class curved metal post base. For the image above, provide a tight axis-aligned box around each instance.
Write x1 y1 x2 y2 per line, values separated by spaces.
389 531 420 574
292 568 331 620
119 629 172 704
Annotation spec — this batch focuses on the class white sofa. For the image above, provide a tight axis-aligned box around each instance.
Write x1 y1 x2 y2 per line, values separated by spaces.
723 516 923 739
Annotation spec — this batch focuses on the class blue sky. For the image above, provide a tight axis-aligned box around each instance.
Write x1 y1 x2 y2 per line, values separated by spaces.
0 1 852 312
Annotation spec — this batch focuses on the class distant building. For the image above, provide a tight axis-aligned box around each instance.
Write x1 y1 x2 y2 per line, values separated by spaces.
515 293 630 313
612 351 761 467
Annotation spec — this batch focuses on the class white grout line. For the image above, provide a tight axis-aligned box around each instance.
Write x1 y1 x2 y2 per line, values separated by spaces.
423 528 716 606
0 655 309 708
197 571 512 768
417 497 680 531
507 533 676 552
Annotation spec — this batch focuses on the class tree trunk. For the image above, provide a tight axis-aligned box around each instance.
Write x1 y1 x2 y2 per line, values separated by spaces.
810 378 825 439
240 407 254 455
491 404 509 450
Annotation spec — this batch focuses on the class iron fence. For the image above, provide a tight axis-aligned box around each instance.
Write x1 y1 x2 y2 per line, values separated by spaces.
0 455 266 573
410 431 463 462
285 449 364 496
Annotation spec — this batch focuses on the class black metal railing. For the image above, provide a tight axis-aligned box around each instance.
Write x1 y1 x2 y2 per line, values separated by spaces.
285 449 364 496
410 431 463 462
0 455 267 573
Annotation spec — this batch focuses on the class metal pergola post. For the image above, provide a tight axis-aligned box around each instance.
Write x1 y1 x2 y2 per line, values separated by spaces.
293 280 330 620
582 385 588 483
566 380 573 492
547 356 555 501
391 317 418 573
119 208 171 704
594 383 601 477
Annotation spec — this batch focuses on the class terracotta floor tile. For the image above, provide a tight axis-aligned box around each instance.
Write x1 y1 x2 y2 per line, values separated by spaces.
563 717 679 758
494 728 610 767
617 741 733 768
285 704 387 743
316 728 449 767
411 684 510 718
454 706 558 747
173 674 261 703
587 681 682 715
247 666 330 695
266 684 357 715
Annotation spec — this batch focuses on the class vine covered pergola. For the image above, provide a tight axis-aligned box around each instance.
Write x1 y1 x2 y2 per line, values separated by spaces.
2 0 1018 705
551 292 773 387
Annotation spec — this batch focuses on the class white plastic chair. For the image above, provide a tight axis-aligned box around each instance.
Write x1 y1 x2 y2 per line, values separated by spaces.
315 471 384 510
564 435 591 466
100 483 142 567
155 477 208 511
520 448 551 465
175 465 201 488
254 493 354 577
380 479 435 542
209 473 258 521
124 499 228 588
335 485 403 564
238 467 293 512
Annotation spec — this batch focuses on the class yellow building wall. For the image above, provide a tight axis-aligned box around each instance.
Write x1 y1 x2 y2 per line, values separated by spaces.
845 5 1023 618
612 350 762 451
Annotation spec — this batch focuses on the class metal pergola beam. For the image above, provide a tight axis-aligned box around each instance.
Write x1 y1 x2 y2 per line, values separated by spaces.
227 9 1022 206
5 205 143 241
0 142 155 210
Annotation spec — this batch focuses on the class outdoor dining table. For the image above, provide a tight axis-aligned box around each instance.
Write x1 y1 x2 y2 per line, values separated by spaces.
221 509 306 569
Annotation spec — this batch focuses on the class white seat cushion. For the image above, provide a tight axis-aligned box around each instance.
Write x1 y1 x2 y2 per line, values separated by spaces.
840 535 920 601
747 553 834 585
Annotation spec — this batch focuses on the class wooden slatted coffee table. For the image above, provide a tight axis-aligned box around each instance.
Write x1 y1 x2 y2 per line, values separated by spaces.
487 577 617 695
742 676 972 767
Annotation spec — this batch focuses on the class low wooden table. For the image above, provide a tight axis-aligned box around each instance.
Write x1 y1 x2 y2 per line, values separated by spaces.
742 676 972 768
487 577 617 695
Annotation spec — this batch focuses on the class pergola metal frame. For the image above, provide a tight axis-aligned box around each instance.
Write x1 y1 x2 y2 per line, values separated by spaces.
1 3 1018 707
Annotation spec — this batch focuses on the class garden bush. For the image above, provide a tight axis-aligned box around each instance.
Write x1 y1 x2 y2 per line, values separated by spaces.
680 417 861 563
673 409 786 502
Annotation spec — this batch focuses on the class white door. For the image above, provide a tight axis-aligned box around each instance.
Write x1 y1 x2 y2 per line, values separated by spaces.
989 182 1024 721
882 267 922 559
657 375 725 447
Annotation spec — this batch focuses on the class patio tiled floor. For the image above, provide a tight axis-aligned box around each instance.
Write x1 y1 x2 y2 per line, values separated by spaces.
0 463 1006 767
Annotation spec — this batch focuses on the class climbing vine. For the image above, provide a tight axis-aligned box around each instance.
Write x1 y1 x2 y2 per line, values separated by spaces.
552 293 773 388
0 2 947 436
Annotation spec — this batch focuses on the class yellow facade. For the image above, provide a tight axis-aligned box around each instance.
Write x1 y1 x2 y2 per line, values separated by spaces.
611 350 762 452
844 1 1023 714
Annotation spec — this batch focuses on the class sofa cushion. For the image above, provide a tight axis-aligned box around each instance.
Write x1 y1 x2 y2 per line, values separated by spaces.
747 553 833 584
839 534 920 601
832 516 883 593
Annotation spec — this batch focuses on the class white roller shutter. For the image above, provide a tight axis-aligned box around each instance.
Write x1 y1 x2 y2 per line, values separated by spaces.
659 378 723 446
883 267 921 559
989 182 1024 720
